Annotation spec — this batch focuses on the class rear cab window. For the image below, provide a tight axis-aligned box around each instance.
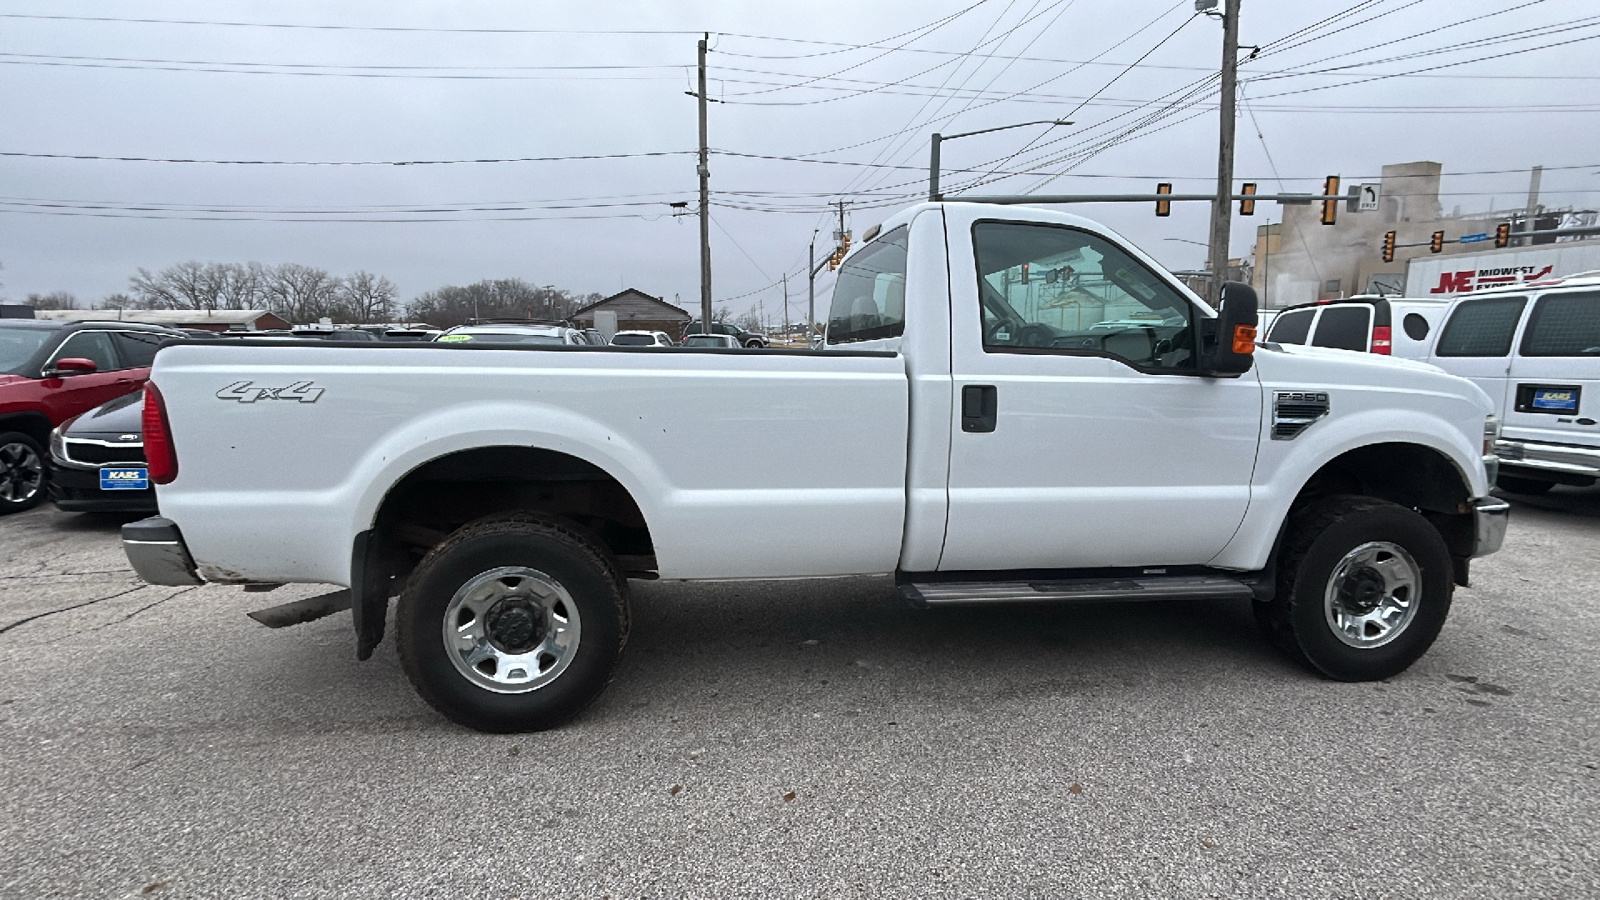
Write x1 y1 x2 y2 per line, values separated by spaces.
1436 296 1528 357
828 226 909 345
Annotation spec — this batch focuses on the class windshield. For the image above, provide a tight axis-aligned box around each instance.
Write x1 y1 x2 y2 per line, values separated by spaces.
611 334 654 346
0 325 55 374
684 335 730 347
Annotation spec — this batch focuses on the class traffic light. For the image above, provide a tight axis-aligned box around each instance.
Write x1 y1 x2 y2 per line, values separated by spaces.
1495 222 1511 248
1381 231 1396 263
1239 182 1257 216
1320 175 1340 226
840 232 851 254
1155 182 1172 217
827 246 845 271
1430 231 1444 254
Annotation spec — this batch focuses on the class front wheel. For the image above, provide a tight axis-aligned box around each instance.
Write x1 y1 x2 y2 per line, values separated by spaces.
0 432 47 515
1255 496 1453 681
396 514 630 732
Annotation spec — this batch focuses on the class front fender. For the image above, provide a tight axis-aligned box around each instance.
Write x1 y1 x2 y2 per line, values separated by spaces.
1213 405 1487 571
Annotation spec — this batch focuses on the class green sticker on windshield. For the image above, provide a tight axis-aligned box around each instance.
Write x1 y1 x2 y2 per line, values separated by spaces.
437 334 475 342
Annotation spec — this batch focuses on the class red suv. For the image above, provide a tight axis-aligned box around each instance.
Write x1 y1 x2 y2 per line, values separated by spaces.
0 319 179 514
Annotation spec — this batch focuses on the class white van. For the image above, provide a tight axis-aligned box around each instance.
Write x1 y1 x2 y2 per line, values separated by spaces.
1265 295 1452 359
1424 273 1600 493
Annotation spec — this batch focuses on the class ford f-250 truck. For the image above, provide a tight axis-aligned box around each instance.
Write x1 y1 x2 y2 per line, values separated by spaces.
121 202 1509 733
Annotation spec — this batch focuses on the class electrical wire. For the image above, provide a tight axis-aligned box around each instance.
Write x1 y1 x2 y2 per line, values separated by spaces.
0 150 694 166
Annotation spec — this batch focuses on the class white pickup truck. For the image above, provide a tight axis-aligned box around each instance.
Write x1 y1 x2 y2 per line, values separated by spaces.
122 202 1508 732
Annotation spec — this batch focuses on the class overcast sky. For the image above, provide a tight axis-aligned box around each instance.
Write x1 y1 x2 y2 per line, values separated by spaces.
2 0 1597 322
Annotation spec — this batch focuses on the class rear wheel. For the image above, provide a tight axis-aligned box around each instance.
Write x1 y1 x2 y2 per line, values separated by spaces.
396 513 629 732
0 432 47 515
1255 496 1452 681
1495 473 1555 495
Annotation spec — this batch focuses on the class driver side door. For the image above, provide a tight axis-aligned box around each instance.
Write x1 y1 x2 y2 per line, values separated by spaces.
937 215 1263 572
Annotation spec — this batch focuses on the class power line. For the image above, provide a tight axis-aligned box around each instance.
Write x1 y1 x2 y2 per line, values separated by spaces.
0 12 702 35
0 150 693 165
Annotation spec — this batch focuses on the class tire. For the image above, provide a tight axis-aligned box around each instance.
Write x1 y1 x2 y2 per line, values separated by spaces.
1496 474 1555 495
1254 495 1452 682
0 432 47 515
396 513 630 732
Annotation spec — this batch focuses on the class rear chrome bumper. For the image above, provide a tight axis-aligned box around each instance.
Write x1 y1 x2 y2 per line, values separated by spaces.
1471 497 1510 558
122 516 203 586
1495 439 1600 479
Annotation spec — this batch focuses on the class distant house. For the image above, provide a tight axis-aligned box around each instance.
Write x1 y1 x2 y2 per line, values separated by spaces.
33 308 292 332
568 290 690 337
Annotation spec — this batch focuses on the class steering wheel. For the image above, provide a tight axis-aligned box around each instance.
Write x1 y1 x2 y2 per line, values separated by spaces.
1017 323 1055 348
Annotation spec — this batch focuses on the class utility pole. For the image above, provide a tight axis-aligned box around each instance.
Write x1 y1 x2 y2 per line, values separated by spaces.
1206 0 1242 305
836 200 848 249
781 273 789 346
697 33 713 329
807 233 817 344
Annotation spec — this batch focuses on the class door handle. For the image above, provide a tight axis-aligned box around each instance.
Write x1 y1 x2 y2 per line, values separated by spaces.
961 385 998 433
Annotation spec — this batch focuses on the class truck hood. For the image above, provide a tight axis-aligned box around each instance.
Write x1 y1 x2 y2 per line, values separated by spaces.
0 374 26 388
1253 341 1494 416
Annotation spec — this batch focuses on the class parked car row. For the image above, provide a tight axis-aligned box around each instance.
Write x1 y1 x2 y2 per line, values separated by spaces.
1264 275 1600 495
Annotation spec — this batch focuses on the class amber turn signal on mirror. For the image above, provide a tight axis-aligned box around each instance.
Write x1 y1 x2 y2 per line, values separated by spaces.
1233 325 1257 354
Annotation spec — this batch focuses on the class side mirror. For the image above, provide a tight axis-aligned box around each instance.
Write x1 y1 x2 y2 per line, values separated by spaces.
1200 282 1258 377
47 357 98 377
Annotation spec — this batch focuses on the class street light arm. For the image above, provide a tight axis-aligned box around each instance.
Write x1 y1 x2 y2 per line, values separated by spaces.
929 119 1073 202
939 119 1074 142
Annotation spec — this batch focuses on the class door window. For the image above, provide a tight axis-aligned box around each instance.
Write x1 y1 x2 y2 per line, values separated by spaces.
51 331 120 371
112 330 168 367
1435 296 1527 357
1311 306 1371 351
1520 291 1600 357
972 222 1195 371
1268 309 1313 344
828 226 908 344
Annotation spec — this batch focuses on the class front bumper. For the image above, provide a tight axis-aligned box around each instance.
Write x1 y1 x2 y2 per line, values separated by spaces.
48 463 158 514
122 516 203 585
1495 438 1600 480
1471 496 1510 558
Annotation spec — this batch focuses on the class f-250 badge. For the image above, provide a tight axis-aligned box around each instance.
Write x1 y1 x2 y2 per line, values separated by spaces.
216 381 325 403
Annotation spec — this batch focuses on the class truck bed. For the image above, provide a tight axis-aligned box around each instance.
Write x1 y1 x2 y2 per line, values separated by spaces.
152 341 909 584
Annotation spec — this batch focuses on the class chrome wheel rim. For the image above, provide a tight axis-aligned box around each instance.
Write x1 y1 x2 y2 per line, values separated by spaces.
0 440 43 505
1323 541 1421 649
442 566 582 693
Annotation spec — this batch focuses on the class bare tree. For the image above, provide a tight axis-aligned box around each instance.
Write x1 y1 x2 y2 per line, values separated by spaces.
97 292 137 310
263 263 340 324
339 271 399 323
130 261 215 309
26 291 78 310
407 279 588 328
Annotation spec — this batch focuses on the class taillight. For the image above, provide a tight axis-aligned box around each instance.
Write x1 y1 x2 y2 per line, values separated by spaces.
1370 325 1392 355
142 382 178 485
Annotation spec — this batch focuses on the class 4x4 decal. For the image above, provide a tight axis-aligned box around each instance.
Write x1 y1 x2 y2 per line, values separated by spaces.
216 381 325 403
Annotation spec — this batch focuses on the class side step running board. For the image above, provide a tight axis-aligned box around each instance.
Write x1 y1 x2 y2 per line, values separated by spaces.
247 589 353 628
900 574 1255 608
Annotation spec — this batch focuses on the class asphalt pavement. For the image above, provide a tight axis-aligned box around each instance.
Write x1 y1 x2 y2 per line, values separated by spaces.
1 491 1596 899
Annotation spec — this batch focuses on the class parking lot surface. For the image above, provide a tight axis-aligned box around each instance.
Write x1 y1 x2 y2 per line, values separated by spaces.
2 492 1597 899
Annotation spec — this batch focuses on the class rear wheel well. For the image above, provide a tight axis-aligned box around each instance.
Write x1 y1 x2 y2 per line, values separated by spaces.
374 446 656 582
